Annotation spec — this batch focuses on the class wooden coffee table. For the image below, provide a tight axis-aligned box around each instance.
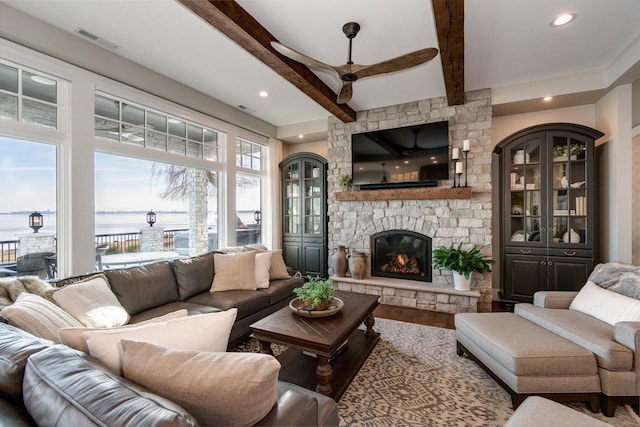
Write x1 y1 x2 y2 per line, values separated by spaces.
250 290 380 401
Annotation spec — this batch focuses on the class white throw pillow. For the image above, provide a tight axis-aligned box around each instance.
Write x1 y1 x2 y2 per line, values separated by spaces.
269 250 291 280
569 281 640 326
49 275 129 328
59 309 188 353
0 293 83 343
84 309 237 374
211 251 257 292
121 340 280 427
255 251 272 289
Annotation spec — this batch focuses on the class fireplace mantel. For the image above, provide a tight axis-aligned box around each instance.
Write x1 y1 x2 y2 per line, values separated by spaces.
335 187 472 202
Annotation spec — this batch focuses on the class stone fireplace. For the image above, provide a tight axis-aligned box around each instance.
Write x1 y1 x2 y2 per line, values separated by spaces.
370 230 432 282
327 89 493 313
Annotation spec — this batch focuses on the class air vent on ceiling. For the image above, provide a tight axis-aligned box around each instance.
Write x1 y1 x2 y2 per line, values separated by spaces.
73 28 119 50
237 105 255 113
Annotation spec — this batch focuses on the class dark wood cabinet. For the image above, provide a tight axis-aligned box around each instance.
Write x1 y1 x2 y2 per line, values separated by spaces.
280 153 328 277
495 123 603 302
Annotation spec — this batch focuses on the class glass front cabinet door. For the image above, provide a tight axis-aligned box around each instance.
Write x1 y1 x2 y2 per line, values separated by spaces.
496 124 603 303
280 153 328 277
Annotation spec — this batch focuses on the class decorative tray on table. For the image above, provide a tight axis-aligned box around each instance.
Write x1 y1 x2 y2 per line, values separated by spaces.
289 297 344 318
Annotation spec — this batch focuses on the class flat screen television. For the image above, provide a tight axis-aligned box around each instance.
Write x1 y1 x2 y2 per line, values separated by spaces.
351 120 449 189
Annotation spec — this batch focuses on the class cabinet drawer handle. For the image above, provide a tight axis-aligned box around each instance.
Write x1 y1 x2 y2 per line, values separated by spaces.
541 261 546 265
520 250 531 254
548 261 553 265
563 251 577 256
540 227 546 232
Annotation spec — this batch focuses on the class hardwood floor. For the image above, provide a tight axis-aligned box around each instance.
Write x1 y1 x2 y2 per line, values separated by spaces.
373 304 455 329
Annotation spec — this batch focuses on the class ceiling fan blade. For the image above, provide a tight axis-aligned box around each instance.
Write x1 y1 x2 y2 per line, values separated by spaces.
337 82 353 104
355 48 438 79
270 41 338 76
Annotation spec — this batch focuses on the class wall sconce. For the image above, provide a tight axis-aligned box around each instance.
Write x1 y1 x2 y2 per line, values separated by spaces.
254 210 261 224
29 211 43 233
146 210 156 227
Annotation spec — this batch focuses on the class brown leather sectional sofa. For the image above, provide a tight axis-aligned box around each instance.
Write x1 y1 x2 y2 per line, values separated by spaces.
0 249 340 426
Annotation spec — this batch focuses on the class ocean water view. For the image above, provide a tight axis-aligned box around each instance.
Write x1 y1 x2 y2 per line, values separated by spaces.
0 211 257 242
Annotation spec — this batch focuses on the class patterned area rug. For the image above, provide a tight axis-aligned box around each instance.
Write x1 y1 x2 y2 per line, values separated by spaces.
234 318 640 426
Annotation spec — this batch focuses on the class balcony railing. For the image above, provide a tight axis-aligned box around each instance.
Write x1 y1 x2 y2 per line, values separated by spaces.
0 228 189 264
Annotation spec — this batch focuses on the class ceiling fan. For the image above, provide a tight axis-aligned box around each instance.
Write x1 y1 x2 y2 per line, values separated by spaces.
271 22 438 104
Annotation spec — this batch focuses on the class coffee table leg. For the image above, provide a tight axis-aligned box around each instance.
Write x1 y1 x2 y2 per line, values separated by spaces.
258 339 274 355
364 313 376 337
315 356 332 395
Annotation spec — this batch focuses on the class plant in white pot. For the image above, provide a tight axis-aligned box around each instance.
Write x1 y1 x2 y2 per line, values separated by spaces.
432 243 495 291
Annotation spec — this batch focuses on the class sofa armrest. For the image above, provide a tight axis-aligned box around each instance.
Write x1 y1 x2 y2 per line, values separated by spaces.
533 291 579 309
614 321 640 351
255 382 339 427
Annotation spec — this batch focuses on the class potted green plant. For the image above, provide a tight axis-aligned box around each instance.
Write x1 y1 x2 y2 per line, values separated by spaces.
432 243 495 291
552 143 584 160
293 277 335 311
337 174 352 191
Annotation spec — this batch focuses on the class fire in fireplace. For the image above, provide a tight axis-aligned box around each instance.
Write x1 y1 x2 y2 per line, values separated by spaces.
370 230 432 282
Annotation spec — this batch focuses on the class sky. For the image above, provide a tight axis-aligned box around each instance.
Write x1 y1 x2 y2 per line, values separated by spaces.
0 137 261 214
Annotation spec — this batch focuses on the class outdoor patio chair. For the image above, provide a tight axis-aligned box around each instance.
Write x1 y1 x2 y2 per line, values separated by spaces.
16 252 56 279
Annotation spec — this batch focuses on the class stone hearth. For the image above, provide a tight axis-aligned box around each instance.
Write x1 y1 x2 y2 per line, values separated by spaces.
327 90 493 313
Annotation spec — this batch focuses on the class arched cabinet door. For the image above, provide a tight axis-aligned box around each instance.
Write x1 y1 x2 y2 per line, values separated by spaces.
494 123 603 303
280 152 328 277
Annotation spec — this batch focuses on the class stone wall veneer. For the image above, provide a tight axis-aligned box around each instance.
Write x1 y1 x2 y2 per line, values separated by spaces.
327 90 493 311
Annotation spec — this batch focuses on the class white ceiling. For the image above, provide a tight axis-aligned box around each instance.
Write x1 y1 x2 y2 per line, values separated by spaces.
4 0 640 138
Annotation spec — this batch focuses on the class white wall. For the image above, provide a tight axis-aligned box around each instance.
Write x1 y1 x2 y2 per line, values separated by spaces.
492 105 596 146
596 85 633 263
282 141 328 160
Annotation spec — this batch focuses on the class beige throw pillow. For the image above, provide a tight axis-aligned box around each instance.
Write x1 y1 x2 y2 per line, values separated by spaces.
211 251 257 292
84 309 237 374
255 251 272 289
49 275 129 328
59 309 188 353
269 250 291 280
121 340 280 426
0 293 83 343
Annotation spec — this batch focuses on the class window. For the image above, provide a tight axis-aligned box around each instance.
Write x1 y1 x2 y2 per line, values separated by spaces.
95 94 219 161
0 137 57 276
236 138 263 171
236 175 261 245
95 153 218 259
0 62 58 128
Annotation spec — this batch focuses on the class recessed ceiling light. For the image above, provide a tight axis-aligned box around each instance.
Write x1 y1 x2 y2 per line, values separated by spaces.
30 75 56 86
298 134 304 139
430 156 436 160
395 166 400 169
359 167 364 170
550 13 576 27
258 91 269 97
403 160 409 164
543 96 553 102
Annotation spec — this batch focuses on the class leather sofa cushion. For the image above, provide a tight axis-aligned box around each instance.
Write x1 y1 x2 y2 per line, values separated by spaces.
128 301 221 324
258 278 302 305
0 396 33 427
23 346 198 427
172 251 217 300
105 262 179 315
187 290 269 319
515 303 633 371
0 323 52 403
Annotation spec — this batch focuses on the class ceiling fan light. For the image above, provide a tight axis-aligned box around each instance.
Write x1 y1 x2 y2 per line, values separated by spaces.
550 13 576 27
543 96 553 102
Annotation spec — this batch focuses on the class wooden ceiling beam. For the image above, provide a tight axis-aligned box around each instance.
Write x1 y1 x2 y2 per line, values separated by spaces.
177 0 356 123
431 0 465 105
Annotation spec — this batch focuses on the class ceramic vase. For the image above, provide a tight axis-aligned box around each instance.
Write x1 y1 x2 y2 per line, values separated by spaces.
347 251 367 280
453 271 472 291
330 245 349 277
563 228 580 243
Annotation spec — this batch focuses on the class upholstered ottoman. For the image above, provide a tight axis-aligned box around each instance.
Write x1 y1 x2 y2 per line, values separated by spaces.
504 396 613 427
455 312 601 411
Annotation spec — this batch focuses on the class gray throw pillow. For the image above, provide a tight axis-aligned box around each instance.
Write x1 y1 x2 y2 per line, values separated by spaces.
588 262 640 299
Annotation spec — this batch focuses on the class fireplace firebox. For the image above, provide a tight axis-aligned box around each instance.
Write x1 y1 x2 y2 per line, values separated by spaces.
370 230 432 282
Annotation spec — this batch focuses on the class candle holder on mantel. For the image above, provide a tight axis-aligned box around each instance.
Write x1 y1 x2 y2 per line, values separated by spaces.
451 148 460 188
462 139 470 187
454 161 463 188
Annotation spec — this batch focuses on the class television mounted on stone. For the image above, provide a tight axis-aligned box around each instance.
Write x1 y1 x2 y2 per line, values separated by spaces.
351 120 449 189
